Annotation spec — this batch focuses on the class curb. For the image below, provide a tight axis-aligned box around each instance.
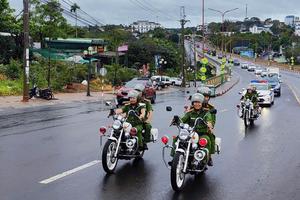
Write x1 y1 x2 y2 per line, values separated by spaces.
215 77 240 97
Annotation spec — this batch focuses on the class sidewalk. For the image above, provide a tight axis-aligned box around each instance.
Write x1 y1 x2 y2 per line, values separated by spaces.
215 73 240 97
0 87 179 110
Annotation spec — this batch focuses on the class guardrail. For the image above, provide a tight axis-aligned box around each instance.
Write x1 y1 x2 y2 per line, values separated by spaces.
205 73 228 87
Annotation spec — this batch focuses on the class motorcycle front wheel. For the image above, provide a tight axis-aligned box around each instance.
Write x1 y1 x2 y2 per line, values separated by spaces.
171 152 185 191
102 140 118 174
244 110 250 127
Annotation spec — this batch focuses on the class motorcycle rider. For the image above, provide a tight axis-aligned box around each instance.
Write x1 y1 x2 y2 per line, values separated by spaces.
170 93 214 166
134 84 153 145
241 85 260 117
115 90 147 150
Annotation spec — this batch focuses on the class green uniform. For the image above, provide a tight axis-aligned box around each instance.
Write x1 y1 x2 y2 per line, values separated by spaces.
202 103 216 154
142 99 153 143
122 103 146 147
242 91 258 106
171 108 214 156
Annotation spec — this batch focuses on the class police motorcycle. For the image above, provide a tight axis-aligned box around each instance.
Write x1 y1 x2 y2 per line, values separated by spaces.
99 102 158 174
237 92 260 127
161 106 221 191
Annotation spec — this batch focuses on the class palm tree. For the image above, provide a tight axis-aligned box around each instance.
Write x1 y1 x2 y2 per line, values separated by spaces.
70 3 80 38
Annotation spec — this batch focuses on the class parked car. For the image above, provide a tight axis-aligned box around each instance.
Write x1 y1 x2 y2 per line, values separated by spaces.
241 63 249 69
162 76 171 86
170 77 183 86
116 78 156 106
151 75 171 88
247 64 256 72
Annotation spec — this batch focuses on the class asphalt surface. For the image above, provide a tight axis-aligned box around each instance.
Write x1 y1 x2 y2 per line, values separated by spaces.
0 68 300 200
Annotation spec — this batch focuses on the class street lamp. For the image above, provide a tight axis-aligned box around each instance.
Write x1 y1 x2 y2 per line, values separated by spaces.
83 46 93 96
158 58 167 75
208 7 239 56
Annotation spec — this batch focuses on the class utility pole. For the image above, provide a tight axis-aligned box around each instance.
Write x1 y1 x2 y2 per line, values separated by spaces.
202 0 205 57
22 0 30 102
180 6 189 87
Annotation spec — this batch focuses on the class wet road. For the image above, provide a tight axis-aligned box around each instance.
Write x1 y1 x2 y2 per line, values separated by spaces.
1 68 300 200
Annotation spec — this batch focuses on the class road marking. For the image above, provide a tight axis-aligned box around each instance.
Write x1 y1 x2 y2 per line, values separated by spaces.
39 160 101 184
286 83 300 106
220 109 229 113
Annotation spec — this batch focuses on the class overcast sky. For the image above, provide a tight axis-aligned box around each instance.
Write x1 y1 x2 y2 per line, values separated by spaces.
9 0 300 28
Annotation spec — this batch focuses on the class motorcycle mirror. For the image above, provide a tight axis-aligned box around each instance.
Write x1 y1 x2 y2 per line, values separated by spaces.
188 95 192 100
210 108 217 114
236 105 240 108
166 106 172 112
105 101 112 106
186 91 190 94
238 91 242 95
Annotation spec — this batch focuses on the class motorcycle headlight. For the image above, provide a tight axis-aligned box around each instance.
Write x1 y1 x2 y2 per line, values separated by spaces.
123 122 132 133
113 120 122 130
179 129 189 140
194 150 205 161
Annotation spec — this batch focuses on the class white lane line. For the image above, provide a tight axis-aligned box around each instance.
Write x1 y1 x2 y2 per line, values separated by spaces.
39 160 101 184
220 109 229 113
286 83 300 106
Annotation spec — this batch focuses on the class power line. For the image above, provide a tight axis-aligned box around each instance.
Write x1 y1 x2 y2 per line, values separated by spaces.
130 0 176 21
60 0 105 26
139 0 178 20
39 0 97 27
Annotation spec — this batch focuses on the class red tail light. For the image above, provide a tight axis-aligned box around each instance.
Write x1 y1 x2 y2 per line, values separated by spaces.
199 138 208 147
130 128 137 136
161 136 169 145
99 127 106 134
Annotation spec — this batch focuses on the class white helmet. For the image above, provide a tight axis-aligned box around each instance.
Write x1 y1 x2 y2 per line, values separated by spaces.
191 93 204 103
128 90 140 99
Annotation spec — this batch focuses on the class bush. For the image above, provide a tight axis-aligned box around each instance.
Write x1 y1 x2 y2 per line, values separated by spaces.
30 59 88 91
0 60 22 80
105 64 138 86
0 79 23 96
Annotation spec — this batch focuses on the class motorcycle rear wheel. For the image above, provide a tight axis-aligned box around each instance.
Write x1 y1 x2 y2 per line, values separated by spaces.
171 152 185 191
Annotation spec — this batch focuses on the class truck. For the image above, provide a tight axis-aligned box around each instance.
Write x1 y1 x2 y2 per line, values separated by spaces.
267 67 281 82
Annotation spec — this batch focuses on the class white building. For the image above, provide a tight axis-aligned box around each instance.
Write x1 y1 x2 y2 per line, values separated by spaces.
295 20 300 36
249 25 272 34
285 15 295 26
130 20 162 33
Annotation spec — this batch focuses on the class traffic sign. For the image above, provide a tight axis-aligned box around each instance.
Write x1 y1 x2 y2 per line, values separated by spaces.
100 67 107 76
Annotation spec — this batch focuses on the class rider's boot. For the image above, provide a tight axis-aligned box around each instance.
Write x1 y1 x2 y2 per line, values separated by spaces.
208 157 214 166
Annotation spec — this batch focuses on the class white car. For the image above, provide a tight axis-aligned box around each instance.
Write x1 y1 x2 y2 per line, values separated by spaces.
250 82 274 106
241 63 249 69
255 67 263 75
247 65 256 72
170 77 182 86
261 70 268 77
